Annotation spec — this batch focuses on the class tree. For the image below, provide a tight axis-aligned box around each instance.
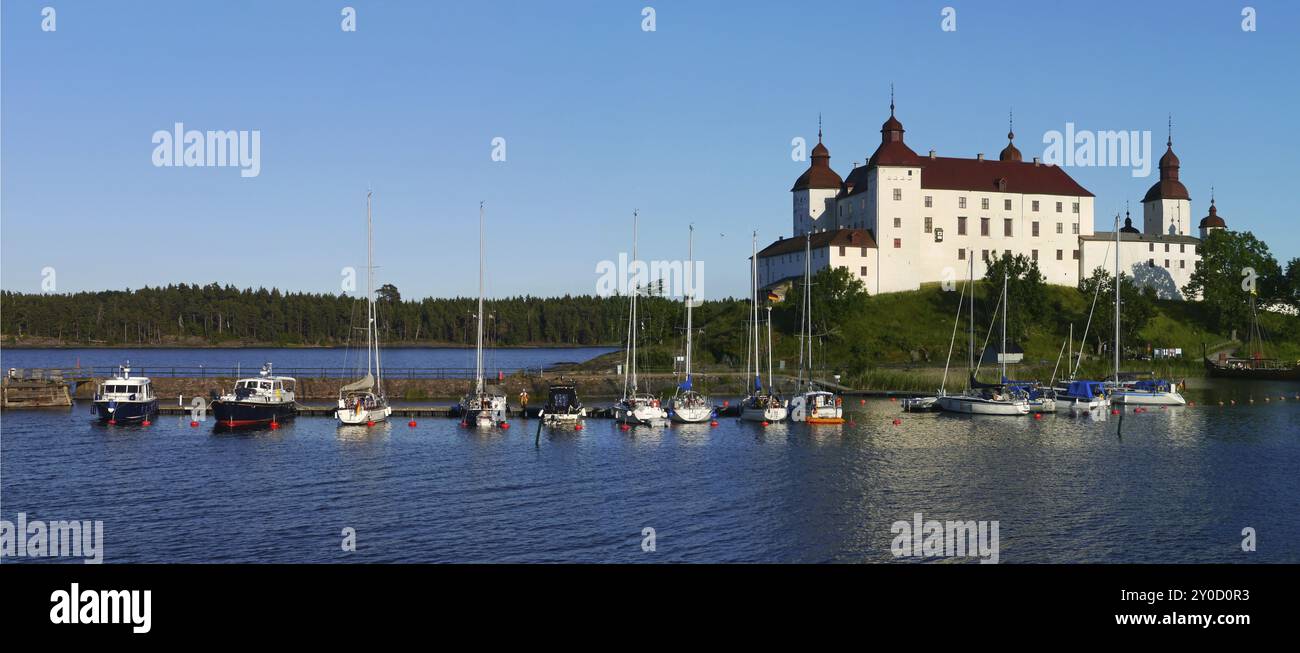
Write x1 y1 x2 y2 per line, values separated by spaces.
1078 267 1155 356
376 284 401 304
1182 230 1282 335
983 253 1047 344
777 265 868 340
1281 258 1300 314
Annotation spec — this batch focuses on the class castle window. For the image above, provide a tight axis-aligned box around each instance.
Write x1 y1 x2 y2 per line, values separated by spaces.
982 249 989 261
1072 223 1079 235
1032 201 1040 212
1032 221 1040 237
839 246 846 256
1056 202 1063 213
861 266 868 276
1056 222 1063 234
1148 259 1155 267
893 188 902 201
1164 243 1170 253
861 247 868 257
1180 244 1185 253
1073 250 1080 260
959 197 967 209
1056 249 1063 260
1004 199 1012 211
981 198 990 210
1073 202 1080 214
1031 249 1038 261
924 217 933 233
893 217 902 228
959 249 966 260
894 238 902 249
958 216 968 235
1180 260 1185 269
1004 219 1013 237
1165 259 1170 268
1149 243 1154 252
925 195 933 208
981 217 990 236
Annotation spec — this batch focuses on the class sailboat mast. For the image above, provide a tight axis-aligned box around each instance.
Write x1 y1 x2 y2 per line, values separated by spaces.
476 201 485 394
684 224 694 385
798 233 810 389
366 190 374 380
631 210 639 394
998 271 1008 382
751 232 760 393
968 250 975 390
368 189 383 395
1114 212 1121 385
766 306 774 393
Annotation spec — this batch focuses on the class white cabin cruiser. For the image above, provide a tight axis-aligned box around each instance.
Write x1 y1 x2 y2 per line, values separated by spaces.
92 363 158 424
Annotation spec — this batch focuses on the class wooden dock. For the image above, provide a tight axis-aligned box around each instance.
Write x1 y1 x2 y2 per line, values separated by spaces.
2 374 73 409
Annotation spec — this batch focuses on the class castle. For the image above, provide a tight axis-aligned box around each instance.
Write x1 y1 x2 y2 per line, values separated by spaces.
757 99 1228 300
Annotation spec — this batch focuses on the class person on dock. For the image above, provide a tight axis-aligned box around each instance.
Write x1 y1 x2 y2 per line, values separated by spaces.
519 390 529 414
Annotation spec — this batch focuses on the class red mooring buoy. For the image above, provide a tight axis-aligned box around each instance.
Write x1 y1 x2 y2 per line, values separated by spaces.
141 420 152 426
575 423 584 431
190 420 199 427
408 420 417 427
270 421 280 430
709 420 718 427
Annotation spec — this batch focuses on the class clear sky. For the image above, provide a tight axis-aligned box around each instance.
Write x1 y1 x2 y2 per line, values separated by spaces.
2 0 1298 299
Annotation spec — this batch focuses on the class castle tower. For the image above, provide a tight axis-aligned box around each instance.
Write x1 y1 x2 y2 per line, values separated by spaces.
790 117 842 236
1142 116 1191 236
1198 188 1227 239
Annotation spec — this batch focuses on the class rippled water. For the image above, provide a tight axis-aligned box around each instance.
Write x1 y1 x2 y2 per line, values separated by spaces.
3 381 1297 563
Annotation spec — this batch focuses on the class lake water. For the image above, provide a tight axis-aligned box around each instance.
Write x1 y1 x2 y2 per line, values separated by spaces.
3 379 1296 563
0 346 616 376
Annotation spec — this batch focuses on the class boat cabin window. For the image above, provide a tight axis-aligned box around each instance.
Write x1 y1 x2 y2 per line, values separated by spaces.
261 381 272 390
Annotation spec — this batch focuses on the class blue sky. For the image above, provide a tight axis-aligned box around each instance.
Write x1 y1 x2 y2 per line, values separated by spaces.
3 0 1298 299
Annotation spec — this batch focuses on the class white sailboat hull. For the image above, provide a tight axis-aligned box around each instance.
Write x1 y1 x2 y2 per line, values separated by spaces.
1111 391 1186 406
740 404 788 422
1053 396 1109 413
336 404 392 425
937 395 1030 415
669 402 712 423
616 403 668 426
788 392 844 423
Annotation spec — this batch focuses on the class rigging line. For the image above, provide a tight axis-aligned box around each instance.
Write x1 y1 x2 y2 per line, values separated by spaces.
1073 239 1111 378
972 280 1004 378
940 278 967 394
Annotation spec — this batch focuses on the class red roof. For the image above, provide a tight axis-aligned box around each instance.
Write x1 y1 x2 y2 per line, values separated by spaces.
757 229 877 258
918 156 1093 197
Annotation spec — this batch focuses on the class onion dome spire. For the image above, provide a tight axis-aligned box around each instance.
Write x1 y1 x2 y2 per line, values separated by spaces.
791 115 841 191
999 109 1022 162
1200 186 1227 229
1143 113 1189 202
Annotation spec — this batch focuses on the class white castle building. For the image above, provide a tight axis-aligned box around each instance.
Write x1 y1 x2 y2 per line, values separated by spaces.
758 100 1228 300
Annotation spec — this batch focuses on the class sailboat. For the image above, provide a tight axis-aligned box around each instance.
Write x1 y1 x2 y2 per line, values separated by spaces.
1107 213 1187 406
614 211 669 427
788 232 844 423
740 232 788 423
937 254 1030 415
903 264 968 412
1048 300 1111 415
336 190 393 426
458 202 509 428
1203 289 1300 380
669 225 713 423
